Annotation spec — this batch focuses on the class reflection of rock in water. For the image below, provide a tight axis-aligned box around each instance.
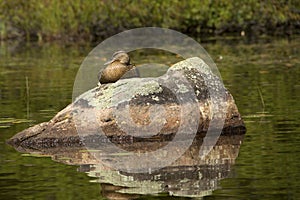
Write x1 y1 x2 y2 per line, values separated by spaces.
10 134 244 199
95 165 230 199
87 135 244 199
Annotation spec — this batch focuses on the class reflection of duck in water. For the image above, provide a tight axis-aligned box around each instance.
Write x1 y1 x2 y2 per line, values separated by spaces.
98 51 136 84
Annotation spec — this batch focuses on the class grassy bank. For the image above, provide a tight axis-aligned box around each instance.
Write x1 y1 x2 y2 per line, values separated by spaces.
0 0 299 41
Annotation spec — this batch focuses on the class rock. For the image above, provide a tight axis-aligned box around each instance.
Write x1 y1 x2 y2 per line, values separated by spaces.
7 57 246 149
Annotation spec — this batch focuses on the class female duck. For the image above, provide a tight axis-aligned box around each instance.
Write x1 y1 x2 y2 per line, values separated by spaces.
98 51 135 84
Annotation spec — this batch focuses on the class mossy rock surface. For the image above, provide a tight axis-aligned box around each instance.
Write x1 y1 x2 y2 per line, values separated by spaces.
8 57 246 150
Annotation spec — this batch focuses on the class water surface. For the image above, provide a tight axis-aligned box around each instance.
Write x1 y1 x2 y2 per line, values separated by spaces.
0 37 300 199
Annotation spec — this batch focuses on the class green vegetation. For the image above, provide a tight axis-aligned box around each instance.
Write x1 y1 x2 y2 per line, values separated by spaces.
0 0 300 41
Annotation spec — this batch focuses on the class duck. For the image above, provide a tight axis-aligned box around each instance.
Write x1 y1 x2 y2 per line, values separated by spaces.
98 51 135 84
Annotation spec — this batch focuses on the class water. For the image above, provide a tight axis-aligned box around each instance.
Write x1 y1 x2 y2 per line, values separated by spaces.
1 37 300 199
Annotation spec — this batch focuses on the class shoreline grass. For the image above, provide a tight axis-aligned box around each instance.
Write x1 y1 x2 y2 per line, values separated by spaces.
0 0 299 42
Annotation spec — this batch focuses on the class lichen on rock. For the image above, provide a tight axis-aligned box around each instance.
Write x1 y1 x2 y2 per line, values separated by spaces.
8 57 246 149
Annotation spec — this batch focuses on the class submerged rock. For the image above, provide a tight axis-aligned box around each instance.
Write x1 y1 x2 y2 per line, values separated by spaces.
8 57 246 150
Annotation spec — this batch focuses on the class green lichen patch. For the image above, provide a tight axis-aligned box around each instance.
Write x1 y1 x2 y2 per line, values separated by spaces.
74 57 227 110
77 78 164 109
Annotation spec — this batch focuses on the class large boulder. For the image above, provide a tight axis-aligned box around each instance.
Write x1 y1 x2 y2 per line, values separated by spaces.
8 57 246 150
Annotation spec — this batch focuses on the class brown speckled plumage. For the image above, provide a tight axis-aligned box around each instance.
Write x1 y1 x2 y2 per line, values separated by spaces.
98 51 134 84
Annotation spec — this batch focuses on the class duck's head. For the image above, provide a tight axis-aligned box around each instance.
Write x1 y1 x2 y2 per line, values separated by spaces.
104 51 131 66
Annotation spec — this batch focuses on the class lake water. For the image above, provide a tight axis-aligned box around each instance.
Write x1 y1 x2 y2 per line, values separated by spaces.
1 36 300 199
